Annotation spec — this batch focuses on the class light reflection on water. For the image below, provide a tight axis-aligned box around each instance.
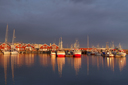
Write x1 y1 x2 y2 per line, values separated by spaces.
57 57 65 77
74 58 81 75
0 54 127 85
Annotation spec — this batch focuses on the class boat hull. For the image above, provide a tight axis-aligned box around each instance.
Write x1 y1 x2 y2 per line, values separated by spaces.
108 54 114 57
73 50 81 57
57 51 65 57
115 55 121 58
51 52 56 55
11 51 18 55
4 51 10 55
57 55 65 57
73 54 81 57
120 53 126 57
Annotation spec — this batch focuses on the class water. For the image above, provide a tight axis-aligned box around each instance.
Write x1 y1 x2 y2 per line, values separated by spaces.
0 54 127 85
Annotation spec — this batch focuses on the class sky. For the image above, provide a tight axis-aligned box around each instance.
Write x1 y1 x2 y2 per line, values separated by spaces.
0 0 128 48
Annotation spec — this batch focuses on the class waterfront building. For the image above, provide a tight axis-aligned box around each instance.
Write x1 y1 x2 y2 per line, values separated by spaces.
24 43 35 51
39 44 50 51
0 43 11 51
50 43 59 51
15 43 25 51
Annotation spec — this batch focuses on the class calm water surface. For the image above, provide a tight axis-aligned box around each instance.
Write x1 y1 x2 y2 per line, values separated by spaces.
0 54 127 85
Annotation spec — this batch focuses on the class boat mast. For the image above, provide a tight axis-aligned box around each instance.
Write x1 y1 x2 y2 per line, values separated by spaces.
118 43 122 50
12 29 15 45
59 37 63 50
111 41 114 49
60 37 63 50
5 24 8 44
106 42 109 50
12 29 16 51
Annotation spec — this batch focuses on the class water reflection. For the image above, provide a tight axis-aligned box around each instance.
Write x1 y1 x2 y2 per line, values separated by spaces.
57 57 65 77
11 55 16 84
106 57 115 71
0 54 35 85
51 55 56 71
83 56 126 73
74 58 81 75
3 55 10 85
105 57 126 72
17 54 35 67
87 56 89 75
116 57 126 71
0 54 127 84
39 54 50 67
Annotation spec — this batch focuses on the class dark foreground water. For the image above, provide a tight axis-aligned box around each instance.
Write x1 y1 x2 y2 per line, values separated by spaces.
0 54 127 85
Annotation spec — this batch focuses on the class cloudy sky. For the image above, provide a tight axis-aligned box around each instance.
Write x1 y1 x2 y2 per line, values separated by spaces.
0 0 128 48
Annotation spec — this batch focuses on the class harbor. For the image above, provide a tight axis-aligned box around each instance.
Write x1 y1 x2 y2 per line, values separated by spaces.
1 0 128 85
0 24 126 58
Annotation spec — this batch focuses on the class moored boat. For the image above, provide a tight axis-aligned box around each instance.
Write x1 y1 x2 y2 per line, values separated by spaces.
11 51 18 55
51 51 56 55
3 51 10 55
120 52 126 57
57 37 65 57
73 40 81 57
57 50 65 57
73 50 81 57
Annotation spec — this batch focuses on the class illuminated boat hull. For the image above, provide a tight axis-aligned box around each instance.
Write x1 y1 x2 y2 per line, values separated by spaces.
57 51 65 57
120 52 126 57
51 51 56 55
91 52 95 55
11 51 18 55
3 51 10 55
106 54 114 57
73 51 81 57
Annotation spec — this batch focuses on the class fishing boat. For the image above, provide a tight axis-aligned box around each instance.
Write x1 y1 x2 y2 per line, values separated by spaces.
73 50 81 57
115 43 126 57
118 43 126 57
57 37 65 57
57 50 65 57
120 52 126 57
115 52 122 58
51 51 56 57
73 40 81 57
11 29 18 55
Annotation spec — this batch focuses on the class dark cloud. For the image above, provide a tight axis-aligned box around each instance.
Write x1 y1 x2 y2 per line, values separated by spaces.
0 0 128 48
